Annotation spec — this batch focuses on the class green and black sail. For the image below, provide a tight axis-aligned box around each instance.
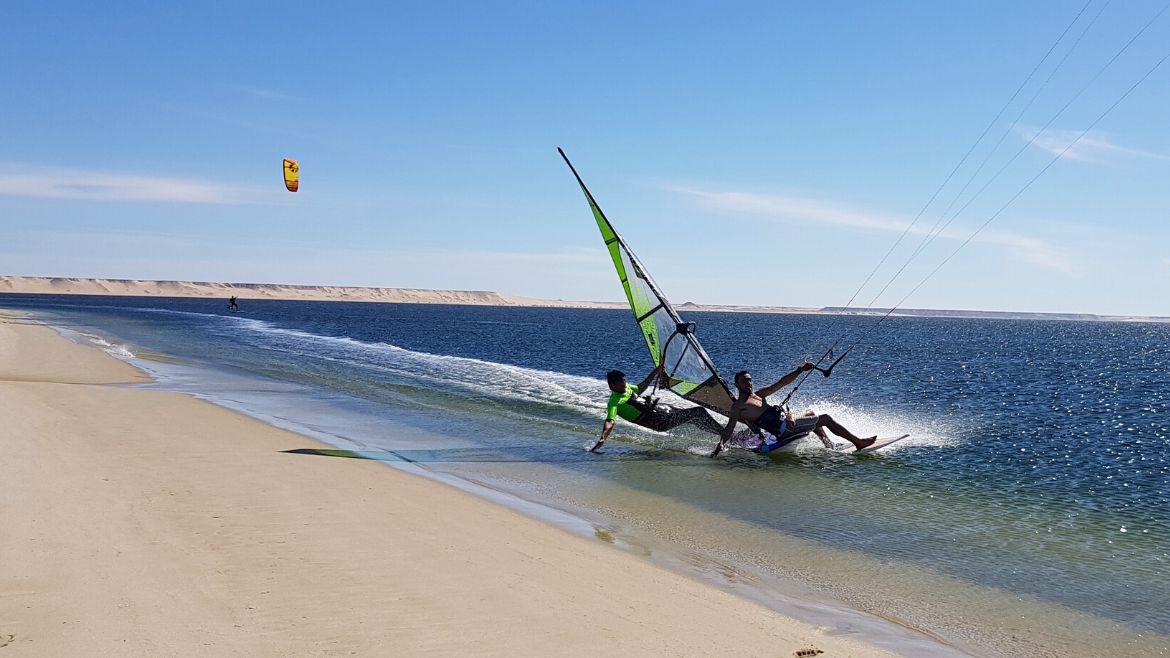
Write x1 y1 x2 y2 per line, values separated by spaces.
559 148 736 416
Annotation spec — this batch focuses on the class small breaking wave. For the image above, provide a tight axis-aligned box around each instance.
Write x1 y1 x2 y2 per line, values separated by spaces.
81 333 136 359
797 398 960 450
223 316 609 413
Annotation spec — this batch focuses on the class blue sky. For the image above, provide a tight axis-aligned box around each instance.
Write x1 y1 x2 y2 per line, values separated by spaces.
3 1 1168 315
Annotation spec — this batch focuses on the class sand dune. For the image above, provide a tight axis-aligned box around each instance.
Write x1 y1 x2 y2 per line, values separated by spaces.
0 275 603 306
0 276 815 312
4 276 1164 321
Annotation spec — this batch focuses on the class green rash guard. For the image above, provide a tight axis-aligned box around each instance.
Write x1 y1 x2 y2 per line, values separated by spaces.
605 384 644 422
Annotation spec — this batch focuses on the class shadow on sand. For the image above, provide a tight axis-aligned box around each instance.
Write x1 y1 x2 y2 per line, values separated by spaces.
280 445 680 464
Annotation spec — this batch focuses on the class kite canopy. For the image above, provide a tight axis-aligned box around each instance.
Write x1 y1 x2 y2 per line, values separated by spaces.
283 159 299 192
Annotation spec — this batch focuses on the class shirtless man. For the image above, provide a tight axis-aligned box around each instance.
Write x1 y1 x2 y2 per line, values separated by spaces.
709 363 876 457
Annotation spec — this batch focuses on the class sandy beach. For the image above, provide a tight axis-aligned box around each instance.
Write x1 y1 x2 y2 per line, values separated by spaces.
0 313 900 657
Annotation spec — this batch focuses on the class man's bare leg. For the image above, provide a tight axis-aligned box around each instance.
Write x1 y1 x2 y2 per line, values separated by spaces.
803 410 835 448
660 407 724 435
816 414 876 450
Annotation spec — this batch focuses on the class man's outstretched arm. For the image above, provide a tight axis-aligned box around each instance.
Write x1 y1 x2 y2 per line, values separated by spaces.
635 354 668 392
635 360 665 392
755 362 815 399
709 407 742 458
592 419 616 452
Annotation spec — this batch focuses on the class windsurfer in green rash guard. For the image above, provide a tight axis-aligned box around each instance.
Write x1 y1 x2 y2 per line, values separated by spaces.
593 359 725 452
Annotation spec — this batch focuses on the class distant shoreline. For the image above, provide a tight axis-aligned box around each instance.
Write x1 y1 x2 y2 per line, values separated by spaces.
2 275 1167 322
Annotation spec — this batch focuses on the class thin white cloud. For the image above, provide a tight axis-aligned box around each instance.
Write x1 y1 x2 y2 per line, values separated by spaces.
975 228 1072 271
1018 127 1170 163
1 229 618 299
438 246 606 265
670 187 906 232
0 165 263 204
228 84 294 100
3 229 607 267
668 186 1075 272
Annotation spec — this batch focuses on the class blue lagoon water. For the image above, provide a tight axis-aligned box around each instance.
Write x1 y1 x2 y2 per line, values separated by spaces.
5 294 1168 656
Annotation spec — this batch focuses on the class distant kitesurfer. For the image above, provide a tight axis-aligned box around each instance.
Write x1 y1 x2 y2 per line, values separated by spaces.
594 360 724 452
228 296 239 311
710 364 876 457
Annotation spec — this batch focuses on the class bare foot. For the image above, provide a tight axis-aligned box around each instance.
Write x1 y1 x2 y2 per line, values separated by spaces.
853 436 877 451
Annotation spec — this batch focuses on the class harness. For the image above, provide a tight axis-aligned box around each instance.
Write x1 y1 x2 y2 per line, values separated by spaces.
756 404 790 437
627 394 660 421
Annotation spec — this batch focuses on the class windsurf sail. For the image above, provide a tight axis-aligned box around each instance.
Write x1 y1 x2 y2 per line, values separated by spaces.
283 159 299 192
559 148 736 416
